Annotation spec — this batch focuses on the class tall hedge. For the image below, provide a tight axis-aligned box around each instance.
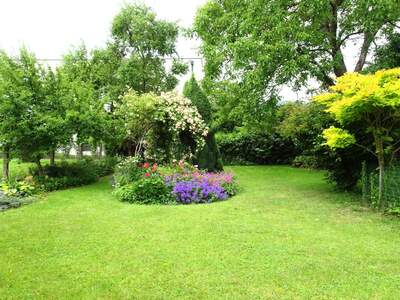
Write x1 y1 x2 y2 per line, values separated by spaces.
183 75 223 171
216 132 298 165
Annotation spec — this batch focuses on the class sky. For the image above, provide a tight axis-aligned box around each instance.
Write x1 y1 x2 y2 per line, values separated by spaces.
0 0 206 87
0 0 368 100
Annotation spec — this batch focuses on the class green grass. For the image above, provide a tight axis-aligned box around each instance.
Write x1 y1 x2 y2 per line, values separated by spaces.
1 166 400 299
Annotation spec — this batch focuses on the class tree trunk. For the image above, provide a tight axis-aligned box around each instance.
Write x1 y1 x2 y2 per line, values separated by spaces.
49 149 55 166
354 31 376 72
77 144 84 159
326 1 347 78
2 146 10 180
35 157 44 177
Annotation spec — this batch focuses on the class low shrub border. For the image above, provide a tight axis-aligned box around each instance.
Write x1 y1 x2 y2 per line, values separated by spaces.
29 157 118 192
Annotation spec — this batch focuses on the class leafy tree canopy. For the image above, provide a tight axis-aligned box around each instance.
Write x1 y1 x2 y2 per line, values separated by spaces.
111 3 188 94
195 0 400 89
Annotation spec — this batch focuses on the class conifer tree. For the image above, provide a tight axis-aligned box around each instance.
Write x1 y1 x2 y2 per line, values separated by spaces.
183 74 223 171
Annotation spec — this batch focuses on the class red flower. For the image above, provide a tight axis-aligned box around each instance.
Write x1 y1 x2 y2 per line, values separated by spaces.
143 162 150 169
144 172 150 177
151 163 158 172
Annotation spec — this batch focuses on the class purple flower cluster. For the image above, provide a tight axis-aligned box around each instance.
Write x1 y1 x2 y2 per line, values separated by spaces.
172 178 228 204
164 170 237 204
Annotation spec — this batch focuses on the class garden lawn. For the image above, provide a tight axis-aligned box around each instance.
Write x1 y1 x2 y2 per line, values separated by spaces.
1 166 400 299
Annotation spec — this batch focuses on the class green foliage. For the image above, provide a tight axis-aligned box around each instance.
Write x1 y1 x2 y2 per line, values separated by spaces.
183 75 223 171
0 190 35 211
29 160 101 191
194 0 400 135
322 127 356 149
292 155 320 169
277 102 332 150
116 91 208 162
362 163 400 209
315 68 400 200
93 157 119 177
114 176 174 204
0 180 36 198
196 133 223 172
183 75 212 124
0 49 68 170
113 156 144 187
111 3 187 94
365 32 400 73
194 0 400 90
59 45 108 150
216 132 298 165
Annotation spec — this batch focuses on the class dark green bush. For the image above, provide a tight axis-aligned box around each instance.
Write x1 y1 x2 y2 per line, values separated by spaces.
292 155 320 169
92 157 119 177
30 159 106 191
217 132 298 165
114 175 174 204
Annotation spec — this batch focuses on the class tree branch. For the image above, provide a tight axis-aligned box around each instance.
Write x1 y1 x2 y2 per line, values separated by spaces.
354 31 377 72
355 142 377 158
339 30 363 46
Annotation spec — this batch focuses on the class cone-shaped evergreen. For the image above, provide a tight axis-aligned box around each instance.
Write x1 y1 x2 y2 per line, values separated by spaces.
183 74 223 171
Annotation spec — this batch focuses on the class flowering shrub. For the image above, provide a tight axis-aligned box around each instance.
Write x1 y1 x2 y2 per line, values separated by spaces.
159 91 208 150
165 166 238 204
113 157 238 205
171 178 227 204
117 91 208 161
113 156 143 187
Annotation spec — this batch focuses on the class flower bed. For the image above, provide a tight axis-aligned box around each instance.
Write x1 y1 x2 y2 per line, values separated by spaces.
113 158 238 204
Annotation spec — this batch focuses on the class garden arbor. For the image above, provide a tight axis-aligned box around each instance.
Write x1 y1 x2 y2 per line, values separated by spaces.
116 91 208 162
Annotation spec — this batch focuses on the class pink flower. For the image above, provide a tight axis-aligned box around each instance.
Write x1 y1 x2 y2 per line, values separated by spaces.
144 172 150 177
152 163 158 172
143 162 150 169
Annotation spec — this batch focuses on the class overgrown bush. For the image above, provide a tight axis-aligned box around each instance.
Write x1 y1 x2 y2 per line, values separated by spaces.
216 132 298 165
30 160 101 191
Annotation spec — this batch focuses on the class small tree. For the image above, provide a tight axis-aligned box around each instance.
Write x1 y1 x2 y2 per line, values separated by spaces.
0 51 23 179
0 49 67 176
314 68 400 205
183 75 223 171
59 45 109 158
111 3 187 94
